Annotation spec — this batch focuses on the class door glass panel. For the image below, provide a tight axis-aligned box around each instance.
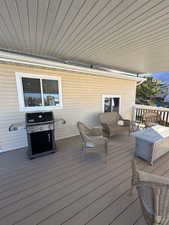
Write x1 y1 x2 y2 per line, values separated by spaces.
42 79 59 106
104 97 120 112
22 78 42 107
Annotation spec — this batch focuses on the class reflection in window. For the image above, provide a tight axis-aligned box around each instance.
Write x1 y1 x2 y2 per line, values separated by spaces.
22 78 42 107
16 73 62 111
104 97 120 112
42 79 59 106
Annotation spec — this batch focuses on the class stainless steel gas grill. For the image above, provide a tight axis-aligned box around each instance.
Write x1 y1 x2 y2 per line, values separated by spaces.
9 112 66 159
26 111 56 159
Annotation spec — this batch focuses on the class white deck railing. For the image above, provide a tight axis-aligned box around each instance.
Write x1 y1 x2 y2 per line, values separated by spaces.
133 104 169 126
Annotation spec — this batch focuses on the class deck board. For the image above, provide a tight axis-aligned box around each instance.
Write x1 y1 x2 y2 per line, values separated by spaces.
0 134 169 225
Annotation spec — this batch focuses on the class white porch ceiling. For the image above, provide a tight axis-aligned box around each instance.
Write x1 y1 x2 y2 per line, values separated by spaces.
0 0 169 74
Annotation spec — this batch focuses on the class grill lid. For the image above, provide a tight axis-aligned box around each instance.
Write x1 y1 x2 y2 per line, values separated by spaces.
26 112 54 124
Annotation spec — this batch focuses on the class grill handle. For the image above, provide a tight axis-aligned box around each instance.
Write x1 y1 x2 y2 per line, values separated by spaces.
48 133 51 143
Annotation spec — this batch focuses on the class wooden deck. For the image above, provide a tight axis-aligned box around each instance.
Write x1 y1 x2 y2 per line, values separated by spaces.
1 134 169 225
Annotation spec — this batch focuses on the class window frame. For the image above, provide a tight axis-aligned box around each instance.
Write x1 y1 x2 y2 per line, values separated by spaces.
16 72 63 112
102 94 121 113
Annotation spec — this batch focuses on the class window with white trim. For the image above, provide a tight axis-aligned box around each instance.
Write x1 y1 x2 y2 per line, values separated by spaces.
16 73 63 111
102 95 121 113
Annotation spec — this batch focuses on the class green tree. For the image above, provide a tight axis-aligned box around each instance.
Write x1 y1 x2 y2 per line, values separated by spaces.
136 76 160 100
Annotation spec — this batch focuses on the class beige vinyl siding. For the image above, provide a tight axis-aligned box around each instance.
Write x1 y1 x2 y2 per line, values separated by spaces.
0 64 137 152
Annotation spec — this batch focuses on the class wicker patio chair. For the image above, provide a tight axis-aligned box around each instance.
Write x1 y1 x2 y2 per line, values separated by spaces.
99 112 130 138
131 160 169 225
77 121 108 154
143 112 161 128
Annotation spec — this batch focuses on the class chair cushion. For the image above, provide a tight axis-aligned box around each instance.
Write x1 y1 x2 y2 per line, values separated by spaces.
85 142 95 148
117 120 124 126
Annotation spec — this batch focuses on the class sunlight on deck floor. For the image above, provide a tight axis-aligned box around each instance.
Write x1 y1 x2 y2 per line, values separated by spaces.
1 134 169 225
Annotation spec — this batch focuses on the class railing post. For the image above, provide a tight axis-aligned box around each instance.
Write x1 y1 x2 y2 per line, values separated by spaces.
132 105 136 122
166 112 169 126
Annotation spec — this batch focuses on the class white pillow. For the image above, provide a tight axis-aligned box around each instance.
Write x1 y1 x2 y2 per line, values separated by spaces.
117 120 124 126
